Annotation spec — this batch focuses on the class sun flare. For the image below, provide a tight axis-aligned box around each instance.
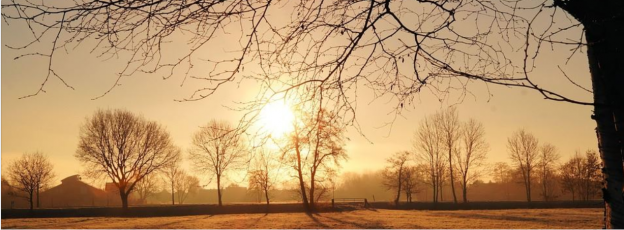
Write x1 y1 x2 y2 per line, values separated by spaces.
260 101 295 136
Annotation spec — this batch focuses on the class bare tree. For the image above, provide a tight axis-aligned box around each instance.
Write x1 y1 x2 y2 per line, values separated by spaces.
277 109 310 211
6 152 55 210
4 0 624 226
492 162 513 201
175 172 201 204
189 120 247 206
401 165 423 203
304 109 347 208
538 143 561 201
436 107 461 204
76 109 180 209
134 173 160 205
581 150 602 201
414 115 446 204
455 118 489 203
248 148 278 205
560 153 585 201
162 157 183 205
382 151 410 206
273 104 347 211
507 129 540 203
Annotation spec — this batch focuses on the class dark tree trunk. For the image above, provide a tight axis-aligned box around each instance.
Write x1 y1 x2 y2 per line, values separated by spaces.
439 179 444 202
29 192 34 211
120 191 129 210
295 142 310 211
171 182 175 205
586 22 624 229
265 189 270 206
36 186 40 208
217 175 223 206
462 183 468 203
554 2 624 228
448 149 457 204
395 168 402 206
309 170 315 209
527 177 532 203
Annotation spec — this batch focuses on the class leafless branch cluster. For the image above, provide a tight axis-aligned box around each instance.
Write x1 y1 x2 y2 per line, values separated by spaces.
189 119 248 206
2 0 592 132
5 152 55 210
75 108 180 208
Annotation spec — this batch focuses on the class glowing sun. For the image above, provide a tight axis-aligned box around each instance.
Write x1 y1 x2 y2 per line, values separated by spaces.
260 101 295 136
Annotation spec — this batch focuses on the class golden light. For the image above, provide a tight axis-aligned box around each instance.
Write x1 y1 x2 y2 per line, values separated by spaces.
259 101 295 136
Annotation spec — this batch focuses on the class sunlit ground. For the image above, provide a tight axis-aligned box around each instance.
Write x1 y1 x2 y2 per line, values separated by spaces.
1 208 601 229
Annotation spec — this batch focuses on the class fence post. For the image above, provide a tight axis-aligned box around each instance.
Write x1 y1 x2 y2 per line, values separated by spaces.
364 199 368 208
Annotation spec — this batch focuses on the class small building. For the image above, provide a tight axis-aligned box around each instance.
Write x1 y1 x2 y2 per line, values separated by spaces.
39 175 109 208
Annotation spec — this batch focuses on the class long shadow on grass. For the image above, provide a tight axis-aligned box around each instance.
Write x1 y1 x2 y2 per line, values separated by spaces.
440 212 546 223
315 213 389 229
306 213 331 228
244 213 269 228
147 215 214 228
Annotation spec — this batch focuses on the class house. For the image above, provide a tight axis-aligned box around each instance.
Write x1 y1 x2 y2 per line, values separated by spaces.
39 175 109 208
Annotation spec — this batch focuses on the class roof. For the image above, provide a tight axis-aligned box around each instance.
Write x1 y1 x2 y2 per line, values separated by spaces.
61 175 82 183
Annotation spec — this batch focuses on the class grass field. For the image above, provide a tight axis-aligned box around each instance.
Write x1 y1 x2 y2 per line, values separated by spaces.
1 208 602 229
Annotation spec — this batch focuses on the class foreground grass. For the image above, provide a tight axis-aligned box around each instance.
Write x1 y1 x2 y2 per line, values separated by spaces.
1 208 602 229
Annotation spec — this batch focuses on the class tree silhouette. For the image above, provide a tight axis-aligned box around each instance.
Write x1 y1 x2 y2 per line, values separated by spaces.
560 153 585 201
537 143 560 201
162 156 183 205
175 172 200 204
382 151 411 206
76 109 180 209
437 107 461 204
414 114 446 204
189 120 247 206
507 129 540 203
6 152 55 211
275 105 347 211
134 173 160 205
3 0 623 226
248 148 278 205
456 118 489 203
492 162 513 201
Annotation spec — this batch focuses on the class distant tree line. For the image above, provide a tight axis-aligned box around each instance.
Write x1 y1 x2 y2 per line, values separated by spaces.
380 107 602 205
3 107 602 211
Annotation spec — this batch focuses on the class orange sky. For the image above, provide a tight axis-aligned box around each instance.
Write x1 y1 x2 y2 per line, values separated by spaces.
1 4 597 188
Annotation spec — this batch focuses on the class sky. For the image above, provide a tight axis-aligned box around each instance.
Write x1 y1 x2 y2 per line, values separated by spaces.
0 2 598 188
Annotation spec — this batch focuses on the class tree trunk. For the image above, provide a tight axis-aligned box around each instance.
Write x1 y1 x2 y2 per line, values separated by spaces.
439 178 444 202
265 189 270 205
294 142 310 211
527 169 532 203
448 149 457 204
29 192 34 211
527 181 532 202
309 170 315 209
395 168 402 206
553 2 624 227
462 183 468 203
120 191 129 210
585 18 624 229
36 186 40 208
171 182 175 205
432 174 437 203
217 175 223 206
